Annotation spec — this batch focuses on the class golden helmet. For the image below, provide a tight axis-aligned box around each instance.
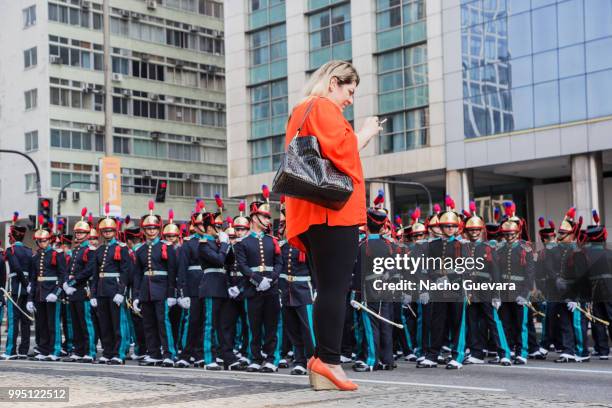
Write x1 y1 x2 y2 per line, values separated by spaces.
558 207 576 234
89 228 100 239
226 226 236 238
233 200 250 228
500 219 521 233
464 200 484 229
192 199 206 225
250 185 271 217
99 202 117 230
214 194 224 226
439 211 460 226
34 215 52 241
162 209 180 236
74 207 91 233
141 200 162 228
411 222 427 235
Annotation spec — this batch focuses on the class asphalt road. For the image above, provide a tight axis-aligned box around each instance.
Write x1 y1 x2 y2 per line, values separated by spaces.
0 357 611 407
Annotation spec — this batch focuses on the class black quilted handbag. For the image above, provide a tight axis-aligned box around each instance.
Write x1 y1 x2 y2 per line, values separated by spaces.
272 99 353 211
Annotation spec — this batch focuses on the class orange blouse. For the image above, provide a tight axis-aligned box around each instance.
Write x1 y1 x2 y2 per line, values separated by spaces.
285 96 366 252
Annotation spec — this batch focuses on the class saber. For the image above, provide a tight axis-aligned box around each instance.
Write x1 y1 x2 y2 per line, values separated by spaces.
402 303 417 318
576 305 609 326
527 302 545 318
351 300 403 329
126 298 143 318
0 288 35 322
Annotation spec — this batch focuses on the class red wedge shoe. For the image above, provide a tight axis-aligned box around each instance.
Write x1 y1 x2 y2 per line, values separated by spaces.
310 358 358 391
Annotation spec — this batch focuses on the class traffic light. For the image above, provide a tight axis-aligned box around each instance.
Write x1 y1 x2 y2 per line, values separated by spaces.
37 197 53 223
155 179 168 203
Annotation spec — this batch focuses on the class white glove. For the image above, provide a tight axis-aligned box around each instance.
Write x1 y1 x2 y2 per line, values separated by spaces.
45 293 58 303
492 298 501 310
218 231 229 244
516 296 528 306
90 298 98 308
26 284 31 294
401 293 412 306
312 290 317 301
351 300 360 309
167 297 177 307
567 301 578 312
228 286 240 298
132 299 141 313
419 292 430 305
26 301 35 313
63 282 76 296
113 293 125 306
178 297 191 309
257 277 271 292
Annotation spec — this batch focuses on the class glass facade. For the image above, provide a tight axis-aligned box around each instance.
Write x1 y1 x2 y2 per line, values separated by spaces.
376 0 427 52
377 0 428 154
308 2 352 70
248 2 288 174
461 0 612 139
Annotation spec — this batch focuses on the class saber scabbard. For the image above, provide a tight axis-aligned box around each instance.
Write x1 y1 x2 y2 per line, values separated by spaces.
527 302 545 318
0 288 35 322
577 305 609 326
351 300 403 329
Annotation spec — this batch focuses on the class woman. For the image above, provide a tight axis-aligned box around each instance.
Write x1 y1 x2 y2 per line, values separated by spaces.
284 60 382 391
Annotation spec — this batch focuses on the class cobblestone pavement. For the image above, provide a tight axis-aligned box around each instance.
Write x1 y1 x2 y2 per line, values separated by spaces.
0 359 611 407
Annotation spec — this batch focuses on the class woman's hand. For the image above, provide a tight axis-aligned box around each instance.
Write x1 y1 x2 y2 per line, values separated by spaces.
356 116 383 150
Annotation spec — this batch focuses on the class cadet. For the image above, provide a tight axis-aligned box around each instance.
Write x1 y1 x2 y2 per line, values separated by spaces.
175 201 205 368
278 197 315 375
462 201 511 366
133 201 179 367
196 195 231 370
234 185 282 373
124 224 147 360
92 204 131 364
61 208 97 363
535 217 560 355
220 202 251 370
496 202 536 365
1 212 33 360
27 217 67 361
584 210 612 360
161 210 184 357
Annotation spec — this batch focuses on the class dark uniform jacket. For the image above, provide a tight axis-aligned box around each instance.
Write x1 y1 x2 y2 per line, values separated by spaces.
496 240 535 302
178 235 203 298
279 240 313 307
426 236 465 301
92 238 130 299
29 247 66 302
225 242 247 300
65 241 95 301
463 239 500 302
234 231 282 298
582 242 612 303
133 237 178 302
555 242 588 302
4 242 32 296
198 235 230 298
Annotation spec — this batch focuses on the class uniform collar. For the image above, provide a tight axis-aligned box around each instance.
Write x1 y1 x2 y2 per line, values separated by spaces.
148 237 160 245
80 240 89 248
107 238 117 246
44 246 53 253
201 234 216 241
133 242 144 251
14 242 24 247
445 236 456 242
250 231 265 239
191 233 203 239
368 234 380 240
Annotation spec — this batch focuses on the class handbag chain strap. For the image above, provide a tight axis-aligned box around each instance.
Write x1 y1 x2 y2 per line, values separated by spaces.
293 99 317 138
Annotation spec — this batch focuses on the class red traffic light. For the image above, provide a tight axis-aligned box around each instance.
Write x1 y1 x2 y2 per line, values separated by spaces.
161 182 167 189
42 199 50 208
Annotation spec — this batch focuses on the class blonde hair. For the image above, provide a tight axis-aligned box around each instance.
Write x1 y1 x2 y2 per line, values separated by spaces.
302 60 360 99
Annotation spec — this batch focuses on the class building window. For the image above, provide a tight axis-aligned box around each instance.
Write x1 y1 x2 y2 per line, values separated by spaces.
24 89 37 110
23 5 36 28
51 129 97 151
378 44 428 114
250 0 285 30
379 107 428 153
49 36 102 70
249 25 287 85
250 135 284 174
132 60 165 81
24 47 37 69
309 3 352 70
376 0 426 52
50 162 98 191
121 168 227 198
25 173 37 193
250 79 288 140
25 130 39 152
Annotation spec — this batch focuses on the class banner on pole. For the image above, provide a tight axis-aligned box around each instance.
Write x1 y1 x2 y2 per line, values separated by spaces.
99 156 122 216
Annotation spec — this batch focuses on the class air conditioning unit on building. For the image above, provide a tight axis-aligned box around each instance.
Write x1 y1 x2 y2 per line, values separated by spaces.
190 26 199 33
183 173 196 181
146 0 157 10
216 103 224 110
149 93 159 101
175 111 183 119
131 11 141 20
50 56 63 64
215 30 223 38
165 96 174 103
86 124 96 132
72 191 81 202
150 131 161 140
112 73 124 82
143 170 153 178
121 89 132 97
95 125 105 133
120 10 130 19
82 83 96 93
81 1 91 9
175 60 184 68
141 53 150 61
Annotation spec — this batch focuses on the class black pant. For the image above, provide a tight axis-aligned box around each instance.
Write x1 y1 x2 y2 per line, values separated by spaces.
283 305 315 367
499 302 533 358
300 224 359 365
61 302 73 353
5 295 30 356
35 301 61 356
559 307 589 356
69 300 96 357
245 294 280 365
395 303 417 355
467 303 511 360
130 311 147 356
169 304 183 353
341 293 355 357
428 302 465 362
220 298 248 365
357 302 394 366
541 302 562 349
179 296 203 361
592 302 612 355
97 298 129 359
141 300 177 360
